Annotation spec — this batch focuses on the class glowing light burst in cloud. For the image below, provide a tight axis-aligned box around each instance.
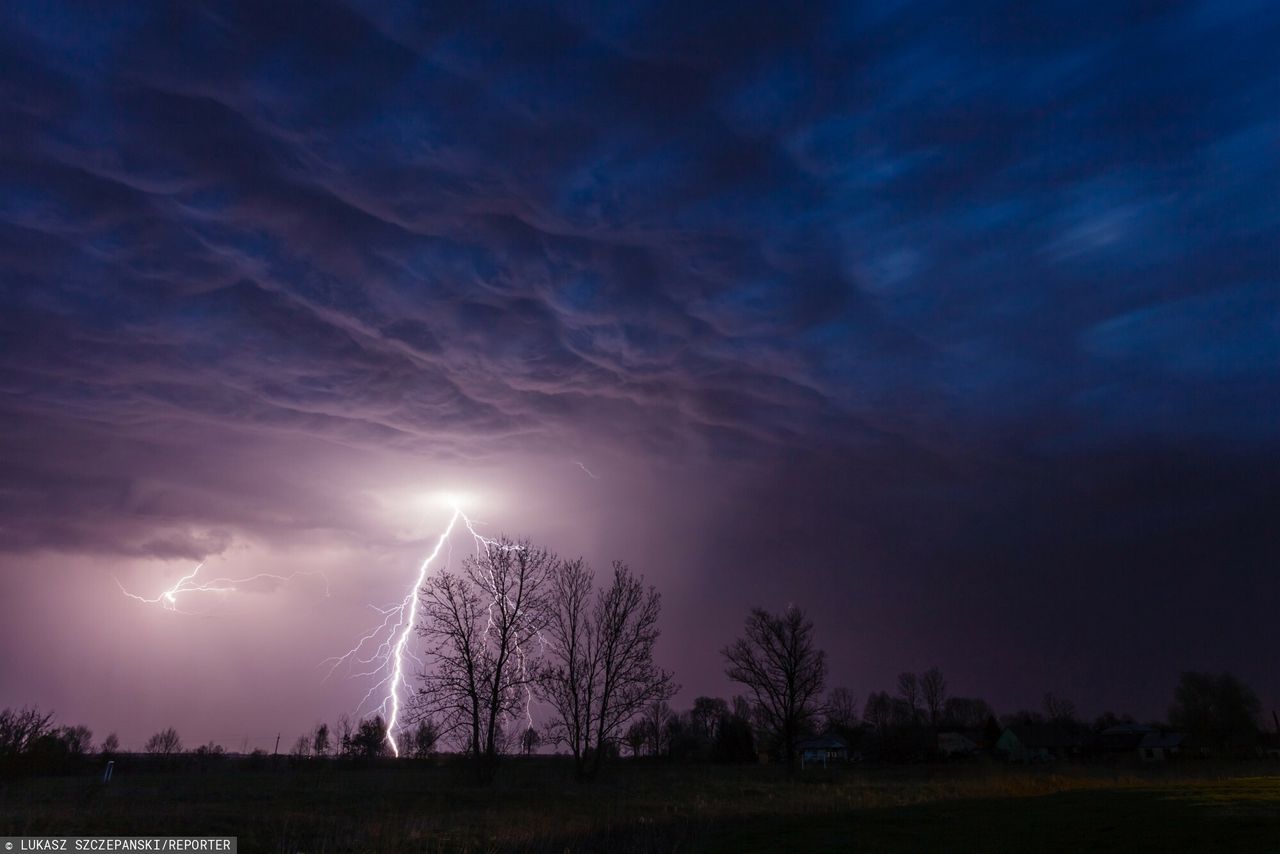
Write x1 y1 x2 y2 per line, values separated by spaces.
324 491 538 757
117 562 329 615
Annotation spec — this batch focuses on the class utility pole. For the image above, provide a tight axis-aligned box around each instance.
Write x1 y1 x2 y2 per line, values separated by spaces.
274 733 280 756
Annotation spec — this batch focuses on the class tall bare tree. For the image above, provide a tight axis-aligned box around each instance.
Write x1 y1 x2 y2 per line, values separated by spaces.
644 699 674 757
896 672 922 723
311 722 330 757
722 606 826 771
863 691 893 736
624 721 647 757
416 537 554 781
540 560 676 780
825 687 859 733
921 667 947 726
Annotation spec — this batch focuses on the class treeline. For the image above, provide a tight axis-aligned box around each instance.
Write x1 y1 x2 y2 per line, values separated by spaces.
3 552 1273 781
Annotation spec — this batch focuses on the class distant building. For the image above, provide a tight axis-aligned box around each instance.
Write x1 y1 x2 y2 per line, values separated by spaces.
796 736 848 768
1093 724 1155 755
1138 731 1185 761
997 725 1084 763
937 731 979 757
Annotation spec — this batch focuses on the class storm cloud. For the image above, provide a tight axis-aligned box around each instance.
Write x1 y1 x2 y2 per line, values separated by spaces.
0 1 1277 741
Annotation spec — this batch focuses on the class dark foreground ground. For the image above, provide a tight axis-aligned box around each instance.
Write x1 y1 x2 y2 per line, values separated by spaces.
3 758 1279 852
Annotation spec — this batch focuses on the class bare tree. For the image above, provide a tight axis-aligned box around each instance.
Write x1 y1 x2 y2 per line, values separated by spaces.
411 720 439 758
144 727 182 756
519 726 540 756
53 725 93 756
943 696 995 728
690 697 729 742
417 537 554 781
540 560 676 780
921 667 947 726
1042 692 1078 724
625 720 647 757
290 735 311 758
0 706 55 757
100 732 120 756
311 722 330 757
1169 671 1261 749
722 606 826 771
863 691 893 736
644 699 674 757
896 672 921 724
335 714 354 757
825 687 859 733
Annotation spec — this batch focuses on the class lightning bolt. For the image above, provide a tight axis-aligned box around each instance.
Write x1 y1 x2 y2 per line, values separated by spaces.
117 563 328 615
573 460 599 479
326 500 541 757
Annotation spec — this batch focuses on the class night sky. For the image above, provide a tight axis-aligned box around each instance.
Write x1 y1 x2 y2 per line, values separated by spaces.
1 1 1277 749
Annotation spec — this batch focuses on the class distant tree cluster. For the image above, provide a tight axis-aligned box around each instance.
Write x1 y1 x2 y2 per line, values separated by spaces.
0 706 109 775
9 541 1271 785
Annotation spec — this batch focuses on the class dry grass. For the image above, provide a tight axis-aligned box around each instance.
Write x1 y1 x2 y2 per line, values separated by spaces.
3 758 1278 852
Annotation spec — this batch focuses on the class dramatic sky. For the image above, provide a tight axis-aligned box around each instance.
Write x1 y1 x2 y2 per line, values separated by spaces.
1 1 1277 749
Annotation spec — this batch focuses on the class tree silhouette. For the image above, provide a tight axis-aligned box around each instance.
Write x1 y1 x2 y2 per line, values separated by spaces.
825 687 859 733
540 559 675 780
417 537 554 781
644 699 674 757
1169 671 1260 750
722 606 826 771
1042 692 1078 725
411 719 440 758
624 721 647 757
0 706 54 758
921 668 947 726
863 691 893 736
942 697 995 728
144 727 182 756
350 716 389 759
897 673 922 724
690 697 729 742
311 722 330 757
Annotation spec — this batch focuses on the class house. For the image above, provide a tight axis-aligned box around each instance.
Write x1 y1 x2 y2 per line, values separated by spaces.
1138 731 1185 761
937 731 979 757
796 736 848 768
1093 724 1154 755
997 725 1084 763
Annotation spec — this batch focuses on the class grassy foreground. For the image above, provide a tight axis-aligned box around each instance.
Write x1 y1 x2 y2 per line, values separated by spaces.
3 759 1279 852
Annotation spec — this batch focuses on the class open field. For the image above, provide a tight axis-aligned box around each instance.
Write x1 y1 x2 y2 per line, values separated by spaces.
3 759 1279 852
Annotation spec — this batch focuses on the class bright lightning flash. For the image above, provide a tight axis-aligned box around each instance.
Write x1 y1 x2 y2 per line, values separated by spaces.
325 493 536 757
118 563 328 615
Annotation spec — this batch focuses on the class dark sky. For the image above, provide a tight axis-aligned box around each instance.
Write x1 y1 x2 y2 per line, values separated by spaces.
1 1 1277 748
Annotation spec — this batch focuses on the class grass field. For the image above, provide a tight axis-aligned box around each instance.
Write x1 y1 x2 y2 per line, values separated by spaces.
3 759 1279 852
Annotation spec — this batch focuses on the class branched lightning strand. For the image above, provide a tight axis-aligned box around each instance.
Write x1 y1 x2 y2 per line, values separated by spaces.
117 563 328 615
